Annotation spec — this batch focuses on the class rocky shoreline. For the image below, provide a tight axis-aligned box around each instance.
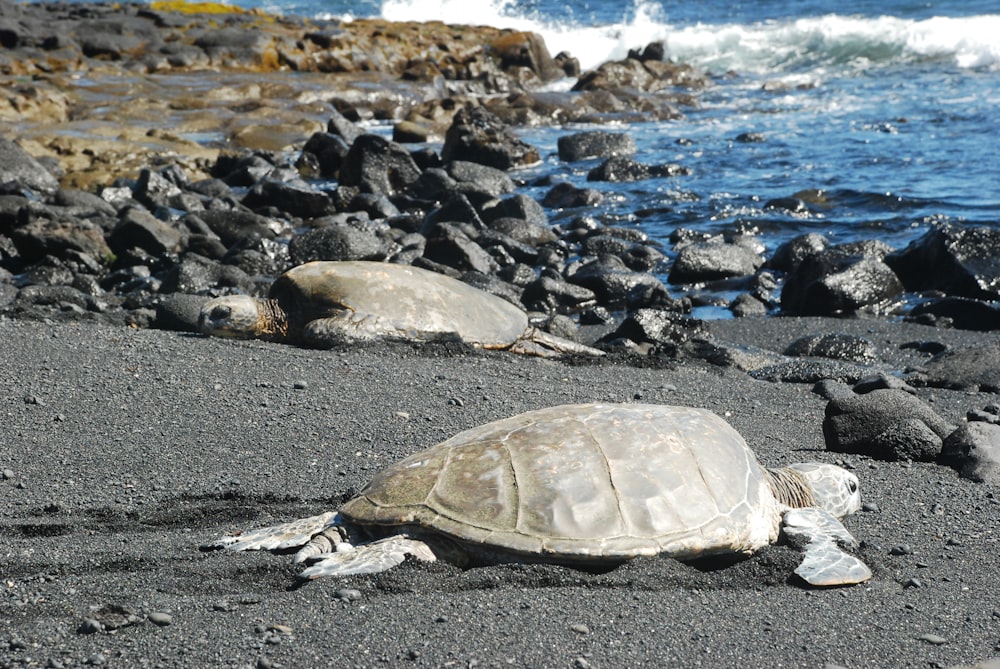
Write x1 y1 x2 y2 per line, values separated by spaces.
2 2 1000 667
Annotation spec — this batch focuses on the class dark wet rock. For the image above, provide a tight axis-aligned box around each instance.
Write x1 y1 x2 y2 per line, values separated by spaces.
243 178 334 218
441 107 540 170
540 182 603 209
156 292 207 333
190 210 275 248
764 197 809 213
768 233 829 273
338 134 423 198
730 293 768 317
586 156 689 183
133 167 185 211
213 152 278 188
289 220 387 264
421 194 485 235
568 258 674 310
347 193 400 220
476 228 538 265
823 389 955 461
557 131 636 162
481 194 548 229
0 137 60 194
522 274 597 313
486 217 556 247
299 132 350 179
458 270 523 306
907 297 1000 331
406 168 458 202
108 207 185 258
326 108 365 146
423 222 497 274
392 120 434 144
781 246 903 316
553 51 580 78
812 379 855 401
784 333 878 363
852 373 916 395
600 308 705 353
159 254 254 295
939 422 1000 484
446 161 515 197
917 343 1000 393
748 360 876 385
669 239 763 284
886 224 1000 300
735 132 766 143
9 211 113 264
572 55 705 93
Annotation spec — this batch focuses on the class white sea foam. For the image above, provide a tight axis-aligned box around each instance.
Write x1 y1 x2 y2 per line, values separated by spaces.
378 0 1000 74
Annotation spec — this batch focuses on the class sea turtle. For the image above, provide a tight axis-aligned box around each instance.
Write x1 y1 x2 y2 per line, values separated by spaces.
198 260 602 357
207 403 872 587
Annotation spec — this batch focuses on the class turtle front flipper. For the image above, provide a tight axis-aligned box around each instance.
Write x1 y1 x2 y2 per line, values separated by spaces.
298 535 437 580
508 327 605 357
302 313 459 348
782 508 872 587
206 511 339 553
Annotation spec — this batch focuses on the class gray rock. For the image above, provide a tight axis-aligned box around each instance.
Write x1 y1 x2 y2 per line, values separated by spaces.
557 131 636 162
586 156 689 182
784 333 878 363
441 107 539 170
289 221 386 264
540 182 604 209
423 223 497 275
0 137 60 194
669 239 763 284
823 389 955 461
108 207 185 257
446 161 515 197
339 134 422 198
886 223 1000 300
243 179 334 218
782 249 903 316
918 343 1000 393
601 308 706 350
940 422 1000 484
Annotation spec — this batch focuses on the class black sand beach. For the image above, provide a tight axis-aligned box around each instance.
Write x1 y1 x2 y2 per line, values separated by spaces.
2 317 998 668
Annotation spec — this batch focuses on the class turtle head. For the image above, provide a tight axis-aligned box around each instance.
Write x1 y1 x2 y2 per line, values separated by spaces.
199 295 265 339
786 463 861 519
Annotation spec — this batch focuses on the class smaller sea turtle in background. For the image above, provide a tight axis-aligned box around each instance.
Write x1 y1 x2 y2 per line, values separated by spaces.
198 261 602 357
207 403 871 587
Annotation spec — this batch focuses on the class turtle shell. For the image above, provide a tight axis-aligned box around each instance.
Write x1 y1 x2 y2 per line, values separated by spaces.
340 403 782 561
269 261 528 346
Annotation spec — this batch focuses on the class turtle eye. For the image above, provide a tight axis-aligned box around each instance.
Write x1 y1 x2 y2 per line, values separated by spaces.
211 305 232 320
848 480 858 494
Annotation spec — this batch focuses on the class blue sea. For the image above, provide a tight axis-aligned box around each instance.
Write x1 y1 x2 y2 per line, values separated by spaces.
108 0 1000 312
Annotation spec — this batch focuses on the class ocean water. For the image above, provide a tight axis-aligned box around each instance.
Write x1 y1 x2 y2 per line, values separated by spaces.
96 0 1000 311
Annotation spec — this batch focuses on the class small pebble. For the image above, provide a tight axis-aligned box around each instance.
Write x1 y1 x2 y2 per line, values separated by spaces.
268 623 293 635
918 633 946 645
334 588 361 602
2 469 14 480
448 397 464 407
862 502 879 513
573 659 592 669
890 544 912 556
905 578 922 588
147 611 172 627
570 623 590 635
78 618 102 634
256 657 275 669
85 653 107 666
293 380 308 390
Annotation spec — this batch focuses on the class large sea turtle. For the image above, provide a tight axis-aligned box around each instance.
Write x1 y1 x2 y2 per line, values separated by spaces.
208 403 872 587
198 261 602 356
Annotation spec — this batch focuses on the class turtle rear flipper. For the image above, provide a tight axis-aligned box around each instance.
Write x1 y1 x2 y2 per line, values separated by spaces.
508 327 605 357
298 535 437 580
782 508 872 587
206 511 338 553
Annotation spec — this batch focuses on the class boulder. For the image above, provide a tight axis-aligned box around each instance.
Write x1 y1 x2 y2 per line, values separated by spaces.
784 333 878 363
669 239 763 284
289 221 386 264
823 389 955 461
339 134 423 198
886 224 1000 300
586 156 689 182
940 422 1000 484
441 107 540 170
781 247 903 316
0 137 59 194
557 131 636 162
